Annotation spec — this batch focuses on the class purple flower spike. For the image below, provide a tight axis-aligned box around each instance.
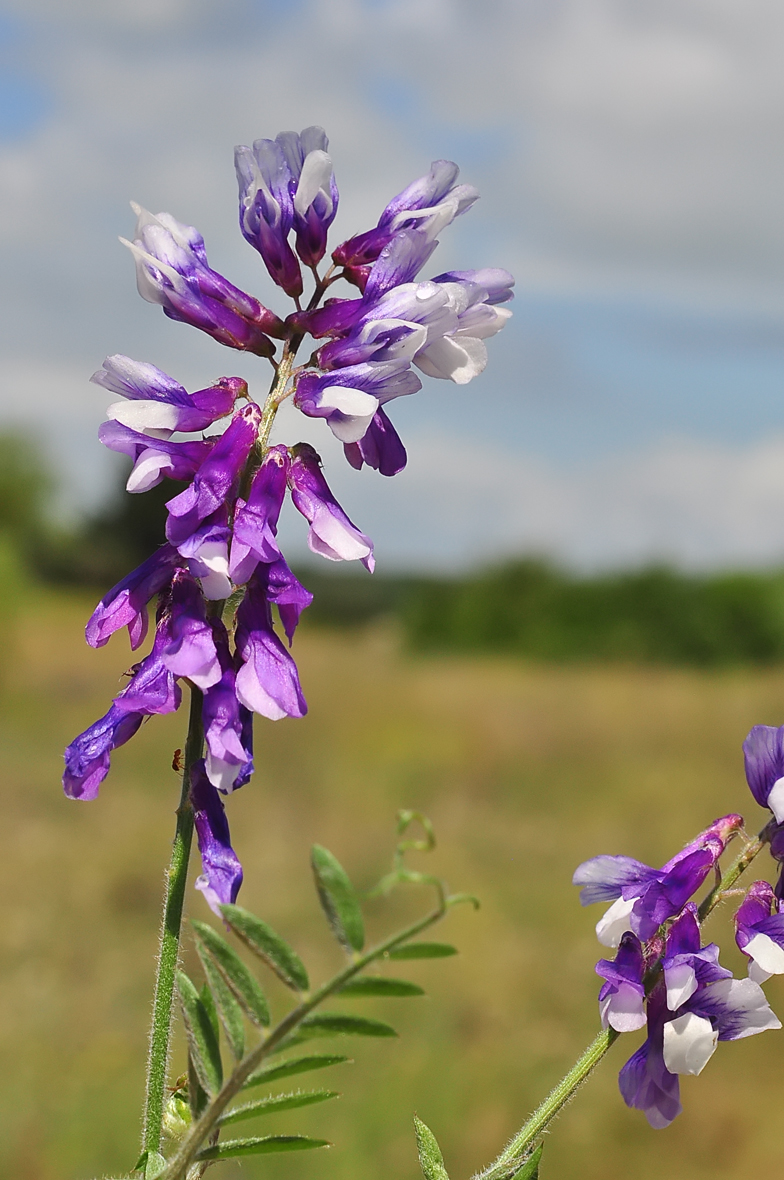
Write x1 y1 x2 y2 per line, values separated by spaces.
160 569 221 691
235 137 303 298
92 355 246 434
122 206 282 354
596 932 647 1033
98 421 214 494
235 571 308 721
85 544 180 650
166 403 261 547
63 705 144 800
191 759 243 916
619 985 683 1129
735 880 784 982
202 621 253 792
276 126 339 268
743 724 784 821
289 443 375 570
229 445 289 585
343 407 407 477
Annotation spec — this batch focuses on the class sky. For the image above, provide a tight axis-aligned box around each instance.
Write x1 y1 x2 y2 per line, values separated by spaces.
2 0 784 571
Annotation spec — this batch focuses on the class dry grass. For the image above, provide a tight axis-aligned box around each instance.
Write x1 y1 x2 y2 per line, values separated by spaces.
2 588 783 1179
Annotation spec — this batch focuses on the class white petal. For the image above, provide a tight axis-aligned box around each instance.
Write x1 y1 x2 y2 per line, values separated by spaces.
294 150 333 216
310 509 371 563
663 1012 718 1076
768 776 784 822
600 984 647 1033
710 977 782 1039
415 335 487 384
126 451 169 493
107 400 180 433
205 752 242 794
235 665 287 721
745 932 784 975
749 959 773 985
327 409 378 444
665 962 698 1010
456 305 513 340
318 385 378 417
595 896 636 948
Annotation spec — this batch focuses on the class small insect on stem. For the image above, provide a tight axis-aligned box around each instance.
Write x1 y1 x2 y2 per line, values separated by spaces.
172 749 184 773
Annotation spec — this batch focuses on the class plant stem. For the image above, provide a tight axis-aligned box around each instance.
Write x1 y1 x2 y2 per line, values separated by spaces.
160 896 452 1180
698 834 765 922
475 1028 619 1180
142 686 205 1158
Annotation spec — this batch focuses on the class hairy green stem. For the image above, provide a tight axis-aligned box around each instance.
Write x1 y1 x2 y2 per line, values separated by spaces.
160 896 454 1180
476 1027 619 1180
474 830 768 1178
142 687 205 1157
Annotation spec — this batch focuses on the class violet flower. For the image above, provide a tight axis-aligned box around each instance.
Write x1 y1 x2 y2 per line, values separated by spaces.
234 137 302 298
289 443 375 569
743 723 784 822
159 569 221 691
202 621 253 793
735 880 784 983
343 407 407 477
165 404 261 547
573 814 743 946
234 570 308 721
595 932 647 1033
333 159 478 278
98 421 214 494
276 126 339 268
85 544 180 650
122 206 282 354
619 913 780 1128
92 354 246 435
63 706 144 801
294 359 420 445
229 444 289 585
191 759 243 916
175 509 233 601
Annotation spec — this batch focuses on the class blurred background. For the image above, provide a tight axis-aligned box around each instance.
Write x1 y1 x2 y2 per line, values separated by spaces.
3 1 784 1178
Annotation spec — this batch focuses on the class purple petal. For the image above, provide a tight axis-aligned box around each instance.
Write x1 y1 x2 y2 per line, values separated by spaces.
235 572 307 720
202 621 253 793
744 725 784 812
191 760 243 916
165 404 261 547
572 854 658 906
160 568 221 690
63 705 144 800
618 987 682 1129
289 443 375 570
229 445 289 584
343 408 407 476
85 545 179 650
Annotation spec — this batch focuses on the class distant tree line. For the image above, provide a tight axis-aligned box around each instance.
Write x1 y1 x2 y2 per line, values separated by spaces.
6 431 784 667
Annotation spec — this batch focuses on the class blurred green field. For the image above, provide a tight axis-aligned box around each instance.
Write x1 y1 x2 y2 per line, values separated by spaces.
3 588 784 1180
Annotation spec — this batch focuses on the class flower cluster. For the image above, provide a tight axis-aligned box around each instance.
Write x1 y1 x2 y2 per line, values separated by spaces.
575 797 784 1128
63 127 512 913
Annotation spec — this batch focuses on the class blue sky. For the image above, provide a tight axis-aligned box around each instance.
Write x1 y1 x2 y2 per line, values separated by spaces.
2 0 784 570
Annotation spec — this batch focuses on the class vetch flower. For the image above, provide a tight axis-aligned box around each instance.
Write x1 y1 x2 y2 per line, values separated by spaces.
595 932 647 1033
234 569 308 721
122 206 283 354
235 136 303 298
92 354 246 435
661 905 732 1010
165 403 261 547
85 544 180 650
289 443 375 569
191 759 243 915
573 814 743 947
175 509 233 601
743 723 784 822
343 407 407 477
98 420 213 494
63 705 144 801
159 569 221 691
202 621 253 793
735 879 784 983
276 126 339 268
229 445 289 585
